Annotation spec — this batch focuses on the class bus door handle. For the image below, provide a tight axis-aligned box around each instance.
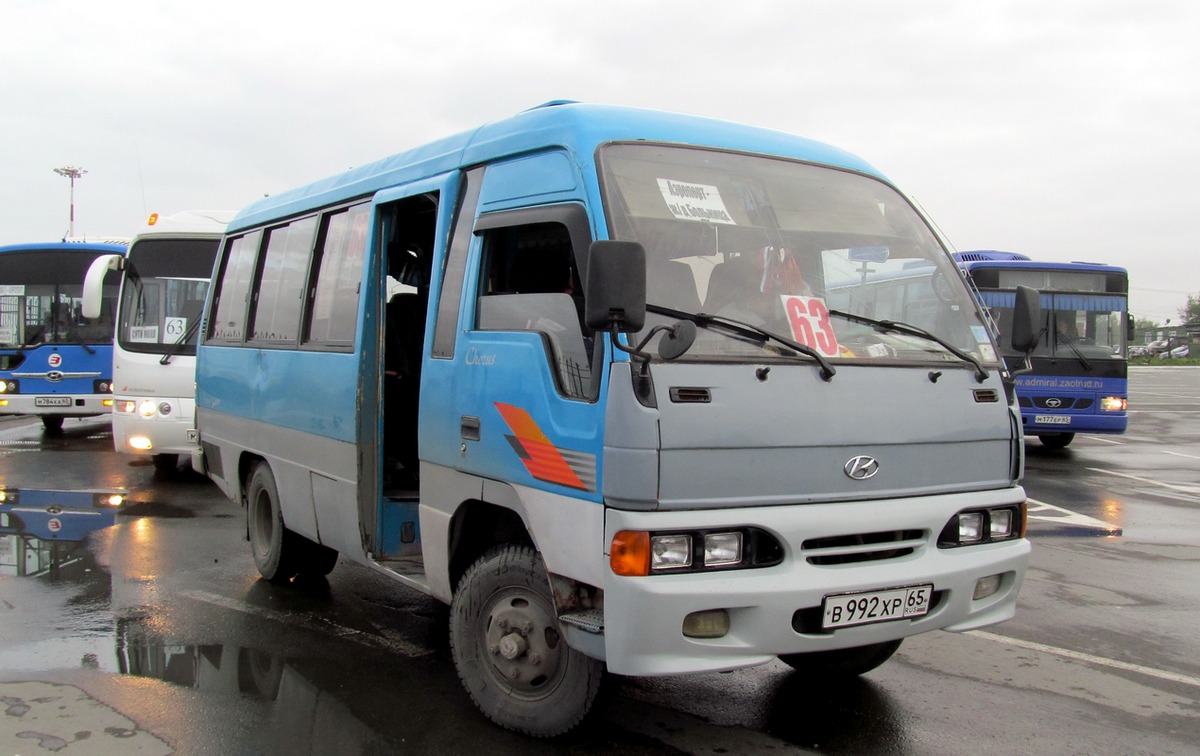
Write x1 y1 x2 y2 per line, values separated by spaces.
461 415 481 442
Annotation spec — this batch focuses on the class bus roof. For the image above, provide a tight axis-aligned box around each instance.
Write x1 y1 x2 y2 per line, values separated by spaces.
0 240 128 255
228 101 885 233
132 210 237 240
955 250 1127 276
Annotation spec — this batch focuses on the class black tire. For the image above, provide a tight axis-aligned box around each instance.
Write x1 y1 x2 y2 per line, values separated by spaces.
296 535 339 578
41 415 64 433
245 462 338 583
778 639 902 677
152 453 179 473
450 545 605 737
247 462 295 583
1038 433 1075 449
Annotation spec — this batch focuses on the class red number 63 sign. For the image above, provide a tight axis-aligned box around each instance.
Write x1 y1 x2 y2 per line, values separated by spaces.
781 295 840 358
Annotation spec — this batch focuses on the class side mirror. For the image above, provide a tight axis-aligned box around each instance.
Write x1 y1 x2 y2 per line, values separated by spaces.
584 241 646 333
82 254 124 319
1009 285 1042 354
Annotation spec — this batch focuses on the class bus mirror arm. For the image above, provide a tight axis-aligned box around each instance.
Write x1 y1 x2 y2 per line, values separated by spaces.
81 254 124 319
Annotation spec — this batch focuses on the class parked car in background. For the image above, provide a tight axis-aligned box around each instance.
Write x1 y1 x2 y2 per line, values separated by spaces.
1159 344 1191 359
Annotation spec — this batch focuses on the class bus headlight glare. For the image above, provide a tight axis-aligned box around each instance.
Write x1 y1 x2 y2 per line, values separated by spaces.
1100 396 1126 412
138 399 157 418
117 400 136 413
129 436 153 451
650 534 692 569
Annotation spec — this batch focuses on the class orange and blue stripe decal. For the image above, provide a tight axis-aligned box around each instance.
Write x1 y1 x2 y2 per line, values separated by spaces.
494 402 597 492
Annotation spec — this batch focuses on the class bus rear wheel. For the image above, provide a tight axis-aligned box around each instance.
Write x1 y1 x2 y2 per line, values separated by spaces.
246 462 337 583
450 545 605 737
1038 433 1075 449
778 639 902 677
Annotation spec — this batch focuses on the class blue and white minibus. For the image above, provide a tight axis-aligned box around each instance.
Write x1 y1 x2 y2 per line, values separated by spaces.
956 251 1129 448
0 239 127 432
196 101 1039 736
83 211 234 471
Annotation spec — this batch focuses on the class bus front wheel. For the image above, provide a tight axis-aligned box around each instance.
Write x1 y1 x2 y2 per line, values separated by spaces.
153 454 179 473
1038 433 1075 449
449 544 605 737
246 462 337 583
778 639 902 677
41 416 64 433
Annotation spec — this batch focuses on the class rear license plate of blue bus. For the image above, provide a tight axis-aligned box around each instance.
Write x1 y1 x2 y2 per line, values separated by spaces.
822 584 933 629
1034 415 1072 425
35 397 72 407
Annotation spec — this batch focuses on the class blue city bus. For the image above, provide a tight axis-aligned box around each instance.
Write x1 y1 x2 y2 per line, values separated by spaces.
196 102 1038 735
0 486 126 577
0 240 128 432
955 251 1129 448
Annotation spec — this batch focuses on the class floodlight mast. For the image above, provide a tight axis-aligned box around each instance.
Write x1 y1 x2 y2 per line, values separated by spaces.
53 165 88 238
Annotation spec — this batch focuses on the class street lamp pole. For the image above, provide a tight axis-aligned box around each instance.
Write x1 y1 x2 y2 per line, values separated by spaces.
53 166 88 238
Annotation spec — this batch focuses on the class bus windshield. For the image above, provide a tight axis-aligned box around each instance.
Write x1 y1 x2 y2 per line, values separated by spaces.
118 238 219 355
0 249 117 348
983 269 1127 361
599 143 993 366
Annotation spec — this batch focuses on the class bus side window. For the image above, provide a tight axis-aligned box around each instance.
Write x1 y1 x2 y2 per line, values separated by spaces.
476 222 591 399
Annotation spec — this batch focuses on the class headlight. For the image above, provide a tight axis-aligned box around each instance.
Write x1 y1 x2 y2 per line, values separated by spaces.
957 512 985 543
704 532 743 566
0 380 17 393
990 509 1014 539
939 504 1025 547
117 400 137 413
611 528 780 576
138 399 157 418
1100 396 1127 412
651 534 692 570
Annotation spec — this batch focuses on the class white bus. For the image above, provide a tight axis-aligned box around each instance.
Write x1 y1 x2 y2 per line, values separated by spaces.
84 211 234 471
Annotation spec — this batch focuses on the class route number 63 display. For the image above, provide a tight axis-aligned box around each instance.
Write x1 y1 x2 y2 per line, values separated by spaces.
781 295 840 358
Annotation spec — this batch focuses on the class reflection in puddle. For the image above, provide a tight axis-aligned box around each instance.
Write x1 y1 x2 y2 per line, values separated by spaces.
0 486 127 577
118 618 281 699
116 617 390 751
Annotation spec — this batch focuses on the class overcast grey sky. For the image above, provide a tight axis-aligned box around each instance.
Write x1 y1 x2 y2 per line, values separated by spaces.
3 0 1196 323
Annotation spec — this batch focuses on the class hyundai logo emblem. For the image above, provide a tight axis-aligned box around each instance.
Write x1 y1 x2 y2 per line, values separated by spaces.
1045 397 1062 408
844 455 880 480
46 370 64 383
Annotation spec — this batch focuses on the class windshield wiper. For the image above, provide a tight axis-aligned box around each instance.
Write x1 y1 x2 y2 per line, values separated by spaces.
828 308 988 383
160 317 202 365
1054 332 1094 371
646 303 835 381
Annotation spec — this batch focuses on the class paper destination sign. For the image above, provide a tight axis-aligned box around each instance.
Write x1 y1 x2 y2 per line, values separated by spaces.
657 179 736 225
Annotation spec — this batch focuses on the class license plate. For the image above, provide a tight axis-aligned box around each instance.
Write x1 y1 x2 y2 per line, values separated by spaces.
35 397 72 407
1034 415 1072 425
822 584 933 629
